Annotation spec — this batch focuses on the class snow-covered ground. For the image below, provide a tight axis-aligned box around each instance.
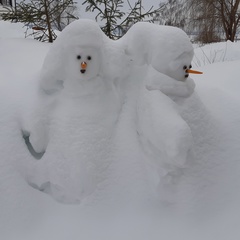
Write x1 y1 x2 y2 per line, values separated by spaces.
1 20 240 240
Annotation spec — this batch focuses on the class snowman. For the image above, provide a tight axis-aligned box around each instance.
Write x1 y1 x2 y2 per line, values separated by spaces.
24 19 123 203
120 22 202 98
26 19 122 154
119 23 200 194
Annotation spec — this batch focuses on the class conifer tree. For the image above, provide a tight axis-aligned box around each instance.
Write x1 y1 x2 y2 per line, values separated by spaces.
2 0 78 42
82 0 161 39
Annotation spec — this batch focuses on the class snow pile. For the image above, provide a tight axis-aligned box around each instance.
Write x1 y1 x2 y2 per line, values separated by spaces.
0 35 51 238
0 20 28 39
193 40 240 67
0 19 240 240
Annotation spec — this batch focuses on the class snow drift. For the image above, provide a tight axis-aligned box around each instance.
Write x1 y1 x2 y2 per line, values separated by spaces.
1 19 240 240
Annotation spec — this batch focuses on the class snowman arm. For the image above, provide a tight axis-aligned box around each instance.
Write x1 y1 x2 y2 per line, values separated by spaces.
145 70 195 98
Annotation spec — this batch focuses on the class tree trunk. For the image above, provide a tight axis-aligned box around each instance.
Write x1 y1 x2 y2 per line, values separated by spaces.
43 0 53 42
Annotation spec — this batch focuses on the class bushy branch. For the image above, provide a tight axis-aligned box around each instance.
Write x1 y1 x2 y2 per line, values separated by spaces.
2 0 78 42
82 0 161 39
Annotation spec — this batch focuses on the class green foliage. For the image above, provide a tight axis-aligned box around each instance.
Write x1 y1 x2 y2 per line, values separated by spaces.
82 0 161 39
2 0 78 42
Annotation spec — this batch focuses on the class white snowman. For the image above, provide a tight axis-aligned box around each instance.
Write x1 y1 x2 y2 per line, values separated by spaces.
119 23 200 193
24 19 123 203
120 22 202 98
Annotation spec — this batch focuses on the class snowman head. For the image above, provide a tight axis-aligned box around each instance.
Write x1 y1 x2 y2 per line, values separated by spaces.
65 44 102 83
168 51 194 81
40 19 106 92
167 50 202 81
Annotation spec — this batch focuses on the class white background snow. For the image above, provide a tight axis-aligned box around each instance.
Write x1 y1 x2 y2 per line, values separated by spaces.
1 20 240 240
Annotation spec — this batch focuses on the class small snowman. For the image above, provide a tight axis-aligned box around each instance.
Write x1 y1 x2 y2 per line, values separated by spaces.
120 23 198 192
24 19 123 203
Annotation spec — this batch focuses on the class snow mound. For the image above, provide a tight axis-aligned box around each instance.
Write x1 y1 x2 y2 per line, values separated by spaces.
1 19 240 240
193 40 240 67
0 20 27 39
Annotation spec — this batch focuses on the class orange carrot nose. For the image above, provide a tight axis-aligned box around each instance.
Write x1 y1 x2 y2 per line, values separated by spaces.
81 61 87 69
186 69 203 74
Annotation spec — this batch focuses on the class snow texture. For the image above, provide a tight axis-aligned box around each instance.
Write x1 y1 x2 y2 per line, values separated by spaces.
25 20 197 203
120 22 194 81
1 19 240 240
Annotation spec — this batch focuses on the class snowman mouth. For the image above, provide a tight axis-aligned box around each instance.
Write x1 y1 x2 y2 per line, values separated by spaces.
80 69 86 74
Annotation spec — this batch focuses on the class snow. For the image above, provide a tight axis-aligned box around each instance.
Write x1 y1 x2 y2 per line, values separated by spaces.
0 21 28 39
193 40 240 67
1 19 240 240
119 22 194 81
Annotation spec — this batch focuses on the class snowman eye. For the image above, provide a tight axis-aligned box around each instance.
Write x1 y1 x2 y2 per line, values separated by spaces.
183 65 187 70
87 56 92 60
189 65 192 69
77 55 81 60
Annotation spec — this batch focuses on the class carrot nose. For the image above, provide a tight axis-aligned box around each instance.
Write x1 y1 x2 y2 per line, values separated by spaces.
81 61 87 69
186 69 203 74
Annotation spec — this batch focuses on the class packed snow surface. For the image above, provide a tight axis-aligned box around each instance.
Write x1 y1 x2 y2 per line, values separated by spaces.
1 20 240 240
